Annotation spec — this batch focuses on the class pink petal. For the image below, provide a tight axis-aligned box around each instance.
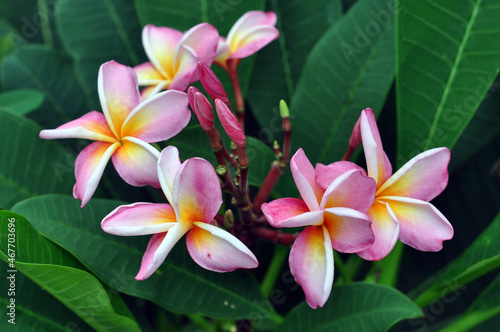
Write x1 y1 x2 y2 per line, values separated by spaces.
134 62 166 86
102 203 176 236
376 148 450 201
289 225 333 309
135 221 192 280
121 89 190 142
359 108 392 187
141 81 170 99
142 25 182 79
230 25 279 59
214 37 230 66
215 99 245 145
290 149 324 211
169 44 198 91
175 23 219 79
384 197 453 251
98 61 141 137
323 207 374 253
39 111 116 143
157 146 182 204
261 198 324 228
316 161 366 190
111 137 160 188
358 201 400 261
227 11 277 44
172 158 222 224
320 169 376 213
186 222 258 272
74 141 120 207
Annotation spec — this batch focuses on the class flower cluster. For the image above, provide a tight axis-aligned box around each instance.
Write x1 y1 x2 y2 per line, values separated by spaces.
39 10 452 309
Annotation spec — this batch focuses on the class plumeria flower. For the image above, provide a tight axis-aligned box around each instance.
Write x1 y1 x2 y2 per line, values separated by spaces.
340 109 454 261
134 23 219 98
214 11 279 71
261 149 375 308
40 61 191 207
102 146 258 280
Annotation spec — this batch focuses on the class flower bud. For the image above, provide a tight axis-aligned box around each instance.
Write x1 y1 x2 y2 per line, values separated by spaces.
193 92 215 131
198 60 230 104
215 98 245 146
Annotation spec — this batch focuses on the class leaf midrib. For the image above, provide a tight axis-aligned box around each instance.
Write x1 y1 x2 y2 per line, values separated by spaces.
424 0 482 150
29 215 273 317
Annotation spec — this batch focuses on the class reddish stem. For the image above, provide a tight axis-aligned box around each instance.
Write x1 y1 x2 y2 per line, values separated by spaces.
251 226 297 246
341 145 355 161
282 117 291 162
227 59 245 130
252 161 283 214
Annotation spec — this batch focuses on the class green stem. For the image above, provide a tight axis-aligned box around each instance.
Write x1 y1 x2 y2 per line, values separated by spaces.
38 0 53 47
260 245 288 298
186 314 214 332
378 241 404 286
334 252 352 284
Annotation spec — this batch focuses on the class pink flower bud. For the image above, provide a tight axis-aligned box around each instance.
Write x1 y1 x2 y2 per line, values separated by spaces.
193 92 215 131
215 99 245 146
187 86 201 110
198 61 230 105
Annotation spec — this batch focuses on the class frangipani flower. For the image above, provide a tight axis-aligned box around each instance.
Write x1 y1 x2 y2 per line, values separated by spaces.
134 23 219 98
40 61 191 207
261 149 375 308
214 11 279 70
344 109 454 260
102 146 258 280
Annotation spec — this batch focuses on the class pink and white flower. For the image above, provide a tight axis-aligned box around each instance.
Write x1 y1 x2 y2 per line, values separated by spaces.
102 146 258 280
214 11 279 70
343 109 454 261
40 61 191 207
134 23 219 98
261 149 376 308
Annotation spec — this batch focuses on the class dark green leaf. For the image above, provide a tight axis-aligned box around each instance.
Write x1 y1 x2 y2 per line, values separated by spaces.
56 0 144 107
414 212 500 308
1 45 89 128
0 211 141 332
396 0 500 165
12 194 274 320
0 262 92 332
248 0 343 129
290 0 395 164
277 283 422 332
0 111 74 209
0 89 44 114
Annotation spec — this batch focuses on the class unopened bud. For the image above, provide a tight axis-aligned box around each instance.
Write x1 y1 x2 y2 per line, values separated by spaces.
223 209 235 228
187 86 200 110
193 92 214 131
279 99 290 118
215 99 246 146
198 61 230 104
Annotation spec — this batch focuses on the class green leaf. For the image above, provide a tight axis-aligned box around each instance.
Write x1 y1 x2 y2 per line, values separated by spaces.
0 89 44 114
1 45 89 128
0 211 141 332
248 0 343 130
12 194 274 320
0 19 24 73
0 111 74 209
289 0 395 164
56 0 144 107
0 263 92 332
414 211 500 308
396 0 500 165
0 0 40 43
277 283 422 332
441 273 500 332
449 76 500 171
